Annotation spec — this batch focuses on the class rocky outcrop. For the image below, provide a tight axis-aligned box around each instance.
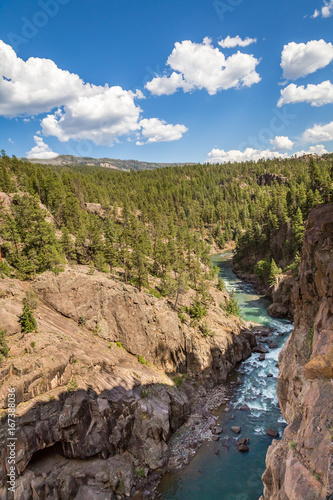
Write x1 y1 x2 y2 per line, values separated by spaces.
257 173 289 186
0 266 253 499
261 203 333 500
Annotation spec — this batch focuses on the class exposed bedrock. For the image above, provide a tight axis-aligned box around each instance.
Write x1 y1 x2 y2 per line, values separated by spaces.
0 268 254 499
261 203 333 500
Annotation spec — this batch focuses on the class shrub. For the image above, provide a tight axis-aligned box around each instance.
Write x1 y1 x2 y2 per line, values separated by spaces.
174 374 187 387
78 315 86 326
19 299 38 333
224 290 241 317
135 467 145 478
289 441 297 450
67 377 78 392
217 276 226 291
187 294 207 320
0 329 9 360
199 320 215 338
138 355 150 366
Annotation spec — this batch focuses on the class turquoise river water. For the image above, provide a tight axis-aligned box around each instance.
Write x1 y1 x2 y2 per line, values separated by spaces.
157 252 294 500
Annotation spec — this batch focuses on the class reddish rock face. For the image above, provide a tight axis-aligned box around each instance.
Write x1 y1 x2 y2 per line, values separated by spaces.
262 203 333 500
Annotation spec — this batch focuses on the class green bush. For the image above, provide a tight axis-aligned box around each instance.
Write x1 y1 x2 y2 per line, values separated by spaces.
174 374 187 387
19 299 38 333
217 276 226 291
187 294 207 320
138 355 150 366
0 329 9 360
199 320 215 338
289 441 297 450
224 290 241 317
135 467 145 478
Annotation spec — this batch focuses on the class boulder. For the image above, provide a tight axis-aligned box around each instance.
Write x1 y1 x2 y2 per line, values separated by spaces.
267 303 289 318
266 429 279 438
240 404 250 411
259 354 266 361
231 426 241 434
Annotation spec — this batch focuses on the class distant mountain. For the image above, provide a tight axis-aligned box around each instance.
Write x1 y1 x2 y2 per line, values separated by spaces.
20 154 194 171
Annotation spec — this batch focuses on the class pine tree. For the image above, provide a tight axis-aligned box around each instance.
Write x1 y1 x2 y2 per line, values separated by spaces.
19 299 38 333
269 259 280 285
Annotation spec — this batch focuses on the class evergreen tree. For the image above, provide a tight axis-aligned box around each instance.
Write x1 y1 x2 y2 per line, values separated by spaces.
19 299 38 333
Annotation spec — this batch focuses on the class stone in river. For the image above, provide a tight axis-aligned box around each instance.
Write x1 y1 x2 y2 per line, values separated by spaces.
267 373 273 377
240 404 250 411
238 437 250 445
230 414 235 420
231 426 241 434
266 428 279 438
259 353 266 361
268 341 279 349
253 344 269 353
237 443 249 452
213 425 223 434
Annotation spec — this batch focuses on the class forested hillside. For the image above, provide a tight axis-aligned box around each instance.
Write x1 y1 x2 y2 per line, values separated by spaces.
0 150 332 293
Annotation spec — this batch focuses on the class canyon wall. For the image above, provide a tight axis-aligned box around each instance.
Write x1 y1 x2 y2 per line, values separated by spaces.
261 203 333 500
0 268 253 499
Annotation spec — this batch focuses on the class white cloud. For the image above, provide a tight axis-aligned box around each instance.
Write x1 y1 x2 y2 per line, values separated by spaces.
302 121 333 143
27 135 58 159
138 118 188 144
146 38 261 96
311 1 333 18
293 145 328 156
0 40 95 118
278 80 333 107
0 40 187 146
270 136 294 150
281 40 333 79
206 147 287 164
41 88 143 145
206 144 330 164
8 138 14 144
218 36 257 48
144 72 191 96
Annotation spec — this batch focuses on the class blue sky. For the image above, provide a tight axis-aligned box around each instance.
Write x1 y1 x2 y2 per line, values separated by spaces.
0 0 333 163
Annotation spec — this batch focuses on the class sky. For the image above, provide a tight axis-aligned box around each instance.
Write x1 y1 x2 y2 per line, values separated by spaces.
0 0 333 163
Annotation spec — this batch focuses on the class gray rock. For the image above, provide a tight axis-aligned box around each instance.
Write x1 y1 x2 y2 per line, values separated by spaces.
231 426 241 434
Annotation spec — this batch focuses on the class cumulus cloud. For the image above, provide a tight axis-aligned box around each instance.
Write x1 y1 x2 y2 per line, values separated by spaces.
302 121 333 143
0 40 94 118
311 1 333 18
281 40 333 79
278 81 333 107
218 35 257 48
146 38 261 96
0 40 187 146
26 135 58 159
206 144 330 164
293 145 328 156
41 88 143 145
206 147 287 164
138 118 188 144
270 136 294 150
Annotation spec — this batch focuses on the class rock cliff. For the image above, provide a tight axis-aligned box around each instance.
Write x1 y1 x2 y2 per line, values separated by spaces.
0 266 253 499
261 203 333 499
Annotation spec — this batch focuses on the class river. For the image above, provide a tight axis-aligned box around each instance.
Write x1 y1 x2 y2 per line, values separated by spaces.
157 252 294 500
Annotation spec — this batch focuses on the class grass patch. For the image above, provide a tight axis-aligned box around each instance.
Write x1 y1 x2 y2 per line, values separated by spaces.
138 355 150 366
